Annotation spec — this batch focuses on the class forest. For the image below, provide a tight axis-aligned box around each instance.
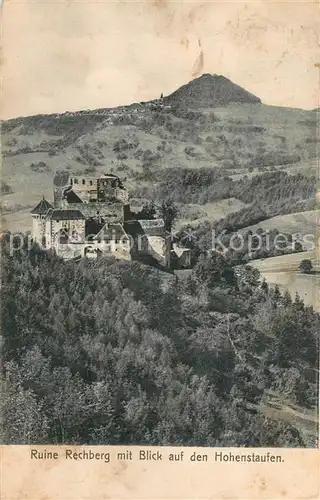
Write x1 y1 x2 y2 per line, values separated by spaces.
137 169 316 215
1 234 318 447
133 169 316 247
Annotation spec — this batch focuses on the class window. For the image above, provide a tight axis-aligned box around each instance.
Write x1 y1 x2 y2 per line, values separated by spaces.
70 178 73 185
82 179 85 185
74 179 78 184
90 180 93 186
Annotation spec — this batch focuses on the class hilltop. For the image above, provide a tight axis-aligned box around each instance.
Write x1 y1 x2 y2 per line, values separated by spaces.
1 74 318 235
1 74 319 444
165 74 261 108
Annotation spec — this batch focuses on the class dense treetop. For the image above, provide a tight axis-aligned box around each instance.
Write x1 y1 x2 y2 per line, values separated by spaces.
1 236 318 446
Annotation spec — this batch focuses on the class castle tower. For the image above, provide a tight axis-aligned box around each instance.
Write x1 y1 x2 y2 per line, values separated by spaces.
53 171 71 207
52 170 129 223
30 196 53 244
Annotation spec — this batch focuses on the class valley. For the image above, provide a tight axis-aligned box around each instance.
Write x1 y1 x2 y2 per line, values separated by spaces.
2 77 318 304
1 74 318 447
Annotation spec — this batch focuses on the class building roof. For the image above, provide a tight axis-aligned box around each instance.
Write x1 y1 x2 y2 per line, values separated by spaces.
172 246 191 258
124 219 166 238
63 188 83 204
101 173 119 179
138 219 166 237
93 223 128 241
124 220 144 237
70 173 120 180
48 209 85 220
138 219 165 230
30 197 53 215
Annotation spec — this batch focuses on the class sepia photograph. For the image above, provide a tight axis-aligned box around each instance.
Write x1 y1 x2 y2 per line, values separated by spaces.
1 0 319 461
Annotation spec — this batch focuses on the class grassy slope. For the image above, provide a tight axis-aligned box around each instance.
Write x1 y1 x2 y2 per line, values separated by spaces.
251 251 320 311
175 198 248 229
255 391 318 446
1 99 318 440
239 210 319 240
2 102 317 229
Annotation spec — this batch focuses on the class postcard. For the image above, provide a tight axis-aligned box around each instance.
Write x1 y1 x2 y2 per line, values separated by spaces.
1 0 319 498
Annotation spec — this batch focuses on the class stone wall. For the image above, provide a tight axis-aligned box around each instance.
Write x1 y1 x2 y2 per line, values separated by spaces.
130 233 171 268
146 235 171 268
69 177 98 203
68 177 129 205
54 240 131 261
32 216 46 243
45 219 86 247
68 202 125 222
55 243 87 260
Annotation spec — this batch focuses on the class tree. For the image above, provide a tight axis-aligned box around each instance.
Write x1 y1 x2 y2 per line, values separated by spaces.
1 181 13 194
158 198 179 232
299 259 313 274
138 201 157 220
261 279 268 294
0 377 49 444
1 231 318 447
272 284 281 302
282 290 292 306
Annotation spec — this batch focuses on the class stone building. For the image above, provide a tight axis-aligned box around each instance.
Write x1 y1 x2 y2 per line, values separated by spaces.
92 222 131 260
124 219 171 268
30 171 184 269
53 171 130 221
171 243 192 269
31 197 54 244
44 209 86 247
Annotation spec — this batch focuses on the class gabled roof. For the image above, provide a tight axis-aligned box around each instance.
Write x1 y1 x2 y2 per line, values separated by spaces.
124 219 166 238
139 219 166 237
172 246 191 257
63 188 83 204
138 219 165 230
124 220 144 237
48 209 85 220
100 173 119 179
30 197 53 215
93 223 128 240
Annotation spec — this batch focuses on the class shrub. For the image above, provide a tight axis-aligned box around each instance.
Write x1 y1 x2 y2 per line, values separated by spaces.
1 182 13 195
118 164 129 172
117 153 128 161
299 259 313 274
184 146 198 158
84 166 97 174
29 161 49 173
113 139 129 152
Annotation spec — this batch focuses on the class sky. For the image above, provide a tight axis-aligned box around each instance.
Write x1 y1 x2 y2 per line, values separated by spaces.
2 0 319 119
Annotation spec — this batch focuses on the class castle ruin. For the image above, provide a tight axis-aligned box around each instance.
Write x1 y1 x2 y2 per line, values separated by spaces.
31 171 191 269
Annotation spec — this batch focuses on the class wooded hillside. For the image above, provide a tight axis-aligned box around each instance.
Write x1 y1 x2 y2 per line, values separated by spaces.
1 237 318 446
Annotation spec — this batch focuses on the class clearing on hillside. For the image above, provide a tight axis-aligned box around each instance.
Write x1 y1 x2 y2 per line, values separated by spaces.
240 210 319 243
252 251 319 311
